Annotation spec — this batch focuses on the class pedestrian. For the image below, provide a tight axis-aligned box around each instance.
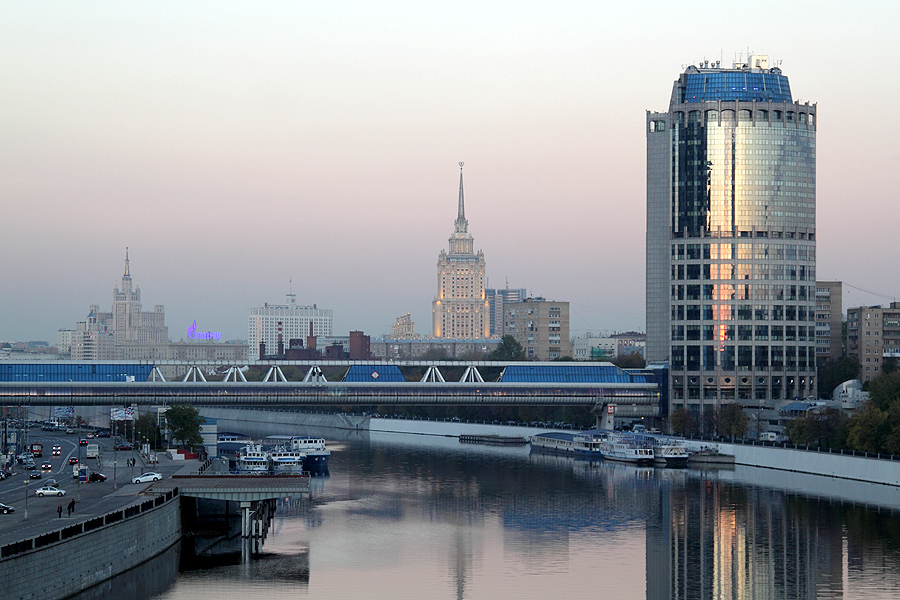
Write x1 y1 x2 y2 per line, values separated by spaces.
67 499 75 516
57 504 62 518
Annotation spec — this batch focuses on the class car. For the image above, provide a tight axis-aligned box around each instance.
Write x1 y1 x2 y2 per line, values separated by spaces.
88 472 107 482
132 472 162 484
0 502 13 514
41 462 53 471
45 478 59 487
86 433 95 439
0 470 11 480
115 442 133 451
79 439 88 446
52 445 61 456
34 486 65 497
29 470 42 479
68 457 79 465
65 429 74 434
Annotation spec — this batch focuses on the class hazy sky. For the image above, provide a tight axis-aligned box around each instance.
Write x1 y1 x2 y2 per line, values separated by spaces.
2 2 898 344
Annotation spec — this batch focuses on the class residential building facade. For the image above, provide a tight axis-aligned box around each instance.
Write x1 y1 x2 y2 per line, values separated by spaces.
504 298 572 360
847 302 900 383
486 287 527 337
815 281 843 364
432 163 490 339
646 55 817 417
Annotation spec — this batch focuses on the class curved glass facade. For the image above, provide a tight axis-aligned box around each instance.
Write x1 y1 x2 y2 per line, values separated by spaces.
647 60 816 418
681 70 792 103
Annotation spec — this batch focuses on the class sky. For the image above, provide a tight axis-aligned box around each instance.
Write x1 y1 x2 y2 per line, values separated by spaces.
2 2 899 344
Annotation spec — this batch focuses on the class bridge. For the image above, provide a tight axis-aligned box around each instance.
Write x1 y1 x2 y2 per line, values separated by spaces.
0 360 666 420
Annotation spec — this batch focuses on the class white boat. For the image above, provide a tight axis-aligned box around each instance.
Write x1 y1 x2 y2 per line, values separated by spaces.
290 436 330 471
599 433 654 464
269 447 307 474
529 431 604 458
648 438 689 467
237 444 270 473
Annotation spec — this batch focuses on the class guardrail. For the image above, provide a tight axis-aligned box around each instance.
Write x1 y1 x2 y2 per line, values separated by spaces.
0 488 179 560
684 434 900 462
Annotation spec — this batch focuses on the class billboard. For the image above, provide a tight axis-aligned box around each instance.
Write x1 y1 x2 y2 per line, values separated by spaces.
110 407 135 422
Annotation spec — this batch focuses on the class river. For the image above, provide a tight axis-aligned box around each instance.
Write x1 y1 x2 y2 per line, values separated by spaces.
78 431 900 599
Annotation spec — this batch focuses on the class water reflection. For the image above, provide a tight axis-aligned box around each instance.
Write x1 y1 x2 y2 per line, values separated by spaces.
143 433 900 599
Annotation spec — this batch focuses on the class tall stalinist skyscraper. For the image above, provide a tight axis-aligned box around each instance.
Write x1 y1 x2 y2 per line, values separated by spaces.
433 163 490 339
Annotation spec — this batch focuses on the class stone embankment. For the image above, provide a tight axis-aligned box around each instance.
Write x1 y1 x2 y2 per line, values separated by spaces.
0 490 181 600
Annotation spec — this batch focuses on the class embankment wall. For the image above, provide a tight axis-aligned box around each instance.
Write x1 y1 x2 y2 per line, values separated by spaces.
0 492 181 600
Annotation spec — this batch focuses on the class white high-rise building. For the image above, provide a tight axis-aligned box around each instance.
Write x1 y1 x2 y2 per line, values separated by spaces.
646 56 817 418
432 163 490 339
248 294 333 360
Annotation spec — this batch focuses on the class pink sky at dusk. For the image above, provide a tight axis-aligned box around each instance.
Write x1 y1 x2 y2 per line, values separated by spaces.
2 2 898 343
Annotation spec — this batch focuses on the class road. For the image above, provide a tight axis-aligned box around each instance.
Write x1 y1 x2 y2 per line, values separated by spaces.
0 429 190 546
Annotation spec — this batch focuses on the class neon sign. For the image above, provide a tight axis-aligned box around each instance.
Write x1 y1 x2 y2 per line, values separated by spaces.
188 320 221 340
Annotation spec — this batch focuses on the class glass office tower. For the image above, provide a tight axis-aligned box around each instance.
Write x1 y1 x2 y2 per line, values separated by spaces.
646 56 816 419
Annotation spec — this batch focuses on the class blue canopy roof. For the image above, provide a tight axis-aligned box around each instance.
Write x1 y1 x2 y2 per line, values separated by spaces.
780 402 813 412
343 365 406 383
500 364 648 384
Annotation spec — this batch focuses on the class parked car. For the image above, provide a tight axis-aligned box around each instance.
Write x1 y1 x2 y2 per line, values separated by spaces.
68 457 79 465
0 470 11 480
0 503 14 514
132 472 162 484
34 486 65 497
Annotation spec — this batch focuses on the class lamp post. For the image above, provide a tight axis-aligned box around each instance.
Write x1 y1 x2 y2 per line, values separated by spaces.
113 444 118 491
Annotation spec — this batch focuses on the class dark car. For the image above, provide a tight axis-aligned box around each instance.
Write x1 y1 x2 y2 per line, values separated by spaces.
0 503 13 514
68 457 79 465
28 470 42 479
0 470 11 480
41 462 52 472
88 472 107 482
114 442 133 451
79 439 88 446
52 445 61 456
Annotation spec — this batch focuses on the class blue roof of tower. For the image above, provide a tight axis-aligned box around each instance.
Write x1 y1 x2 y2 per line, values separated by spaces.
679 66 792 104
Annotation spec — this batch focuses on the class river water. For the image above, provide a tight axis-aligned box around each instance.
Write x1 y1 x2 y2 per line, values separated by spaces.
97 431 900 599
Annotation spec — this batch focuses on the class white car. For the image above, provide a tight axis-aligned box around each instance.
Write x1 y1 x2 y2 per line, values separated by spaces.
132 472 162 484
34 486 66 497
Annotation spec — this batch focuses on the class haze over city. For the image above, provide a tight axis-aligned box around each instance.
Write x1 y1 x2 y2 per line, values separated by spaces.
2 2 898 344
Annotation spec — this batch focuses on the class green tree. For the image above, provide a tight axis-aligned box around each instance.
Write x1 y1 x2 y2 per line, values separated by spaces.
609 353 646 369
817 356 861 399
718 403 748 438
846 403 887 453
135 413 162 448
491 335 524 361
669 407 696 435
786 408 847 448
165 404 204 447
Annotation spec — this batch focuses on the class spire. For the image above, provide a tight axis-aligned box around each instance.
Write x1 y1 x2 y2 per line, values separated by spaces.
124 247 130 277
457 161 465 221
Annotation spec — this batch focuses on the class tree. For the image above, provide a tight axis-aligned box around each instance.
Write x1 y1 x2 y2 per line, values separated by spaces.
786 408 847 448
846 403 887 453
669 407 696 435
165 404 204 447
718 403 749 438
135 413 162 448
817 356 861 399
491 335 524 361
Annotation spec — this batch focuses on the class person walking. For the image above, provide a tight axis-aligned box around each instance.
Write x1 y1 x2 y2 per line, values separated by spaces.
67 499 75 516
57 504 62 518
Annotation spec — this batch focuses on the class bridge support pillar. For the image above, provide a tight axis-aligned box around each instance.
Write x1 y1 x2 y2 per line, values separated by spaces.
595 403 615 430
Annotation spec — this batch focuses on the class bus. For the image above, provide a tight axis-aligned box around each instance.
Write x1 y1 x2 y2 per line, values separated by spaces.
30 443 43 457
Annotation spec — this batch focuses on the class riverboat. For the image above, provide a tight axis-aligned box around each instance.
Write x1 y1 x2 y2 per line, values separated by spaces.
647 437 689 467
599 432 654 465
290 436 331 471
268 447 307 474
529 431 605 458
236 444 270 473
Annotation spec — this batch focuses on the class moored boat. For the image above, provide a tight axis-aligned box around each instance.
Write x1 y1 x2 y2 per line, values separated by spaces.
269 447 307 474
529 430 605 458
648 438 689 467
237 444 270 473
599 432 654 465
290 436 330 472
